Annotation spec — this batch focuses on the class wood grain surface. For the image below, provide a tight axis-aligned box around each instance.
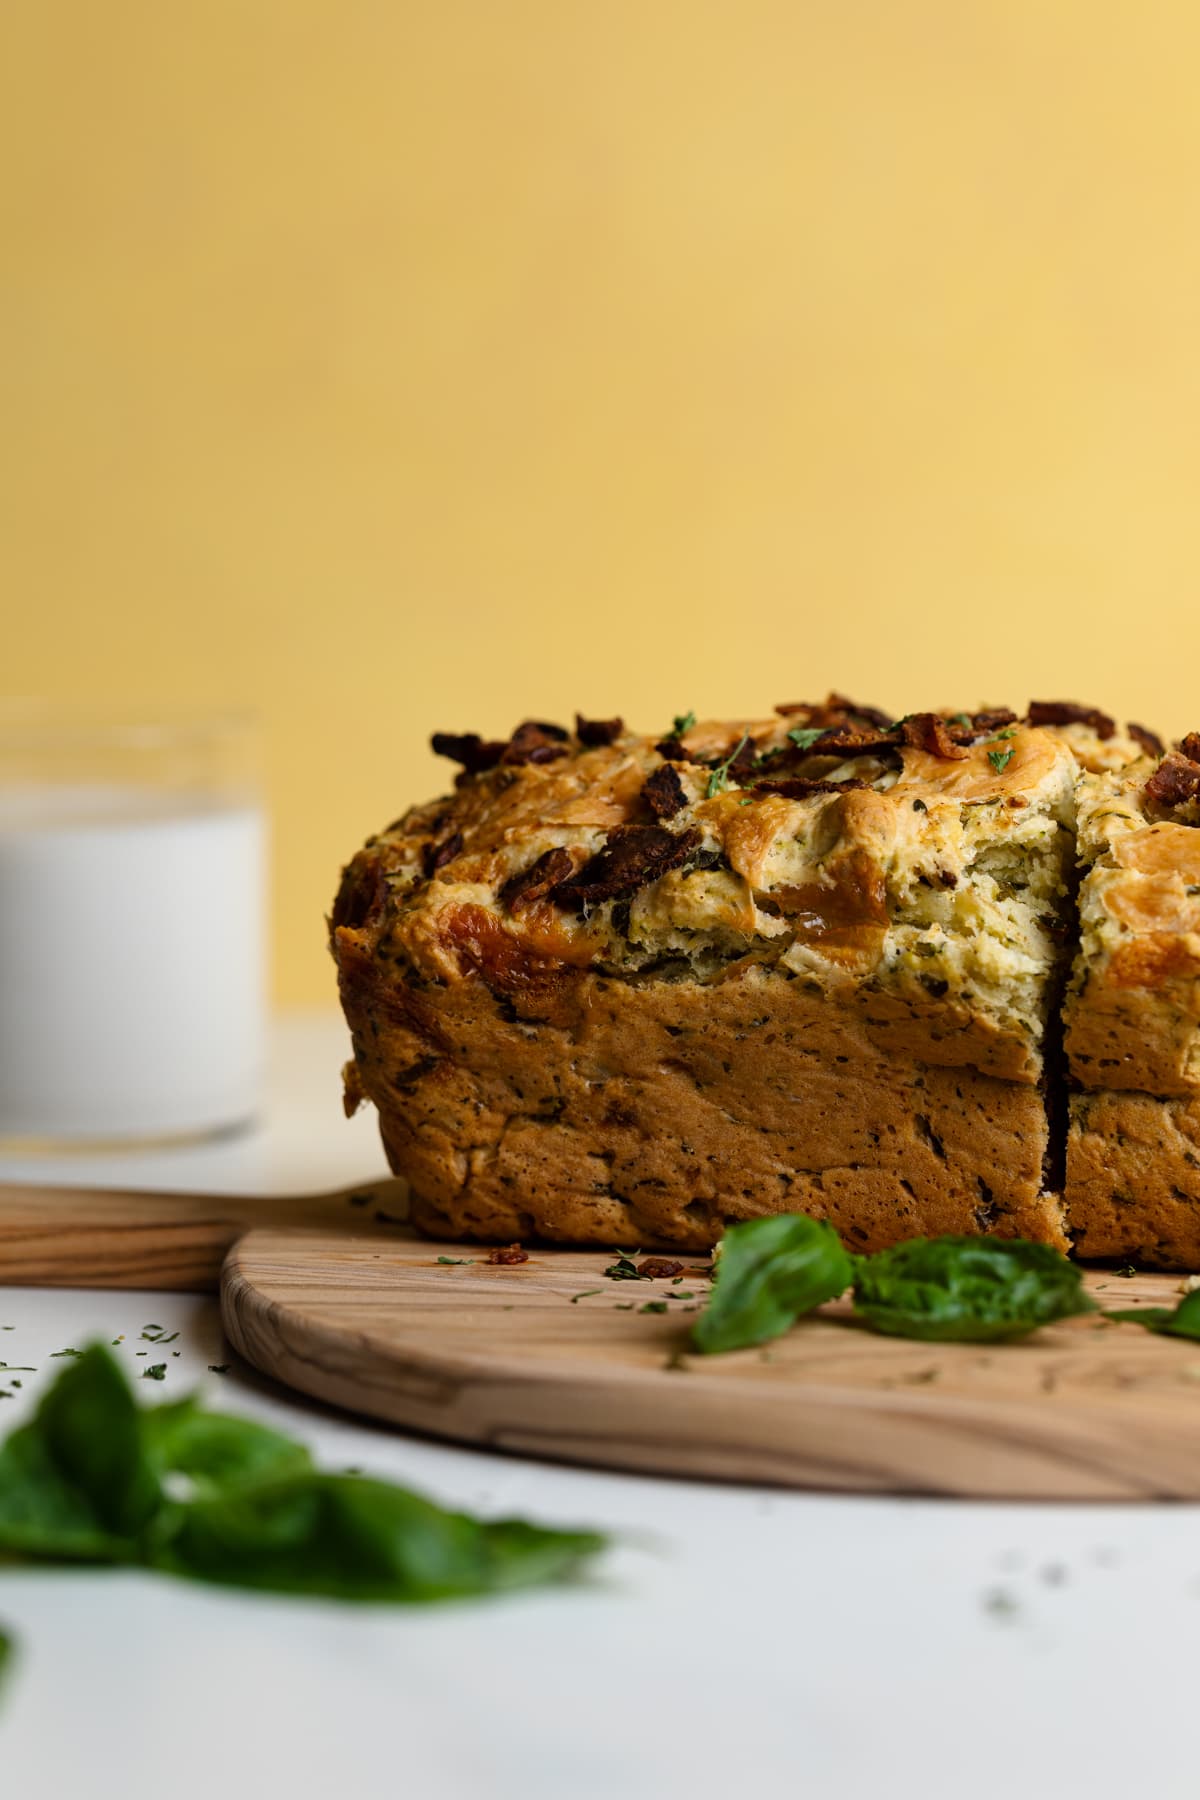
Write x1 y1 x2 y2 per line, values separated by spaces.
0 1179 409 1290
221 1229 1200 1500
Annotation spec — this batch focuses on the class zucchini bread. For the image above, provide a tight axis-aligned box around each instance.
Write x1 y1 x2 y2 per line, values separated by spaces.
331 697 1200 1267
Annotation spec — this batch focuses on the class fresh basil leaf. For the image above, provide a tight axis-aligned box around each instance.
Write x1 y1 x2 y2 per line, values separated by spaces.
0 1345 160 1561
1106 1289 1200 1339
690 1213 853 1354
149 1473 606 1603
141 1398 312 1496
852 1236 1093 1341
0 1345 608 1604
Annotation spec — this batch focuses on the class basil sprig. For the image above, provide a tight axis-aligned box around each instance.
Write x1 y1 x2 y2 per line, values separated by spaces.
851 1236 1094 1342
690 1214 853 1354
1106 1288 1200 1340
689 1215 1094 1353
0 1346 605 1602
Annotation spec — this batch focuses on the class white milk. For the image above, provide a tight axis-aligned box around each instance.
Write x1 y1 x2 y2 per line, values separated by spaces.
0 786 266 1141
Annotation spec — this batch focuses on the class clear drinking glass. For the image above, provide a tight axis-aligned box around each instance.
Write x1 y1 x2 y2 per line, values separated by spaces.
0 702 267 1146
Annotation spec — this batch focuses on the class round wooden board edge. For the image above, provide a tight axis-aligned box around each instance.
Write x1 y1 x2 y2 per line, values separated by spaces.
218 1231 1200 1502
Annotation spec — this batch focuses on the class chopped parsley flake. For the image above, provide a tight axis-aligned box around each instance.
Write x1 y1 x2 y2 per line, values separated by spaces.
707 736 751 799
570 1290 603 1304
670 710 697 738
987 747 1014 773
639 1301 669 1314
141 1364 167 1381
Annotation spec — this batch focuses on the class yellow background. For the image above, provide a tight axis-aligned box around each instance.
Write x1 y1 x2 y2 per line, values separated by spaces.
3 2 1197 1001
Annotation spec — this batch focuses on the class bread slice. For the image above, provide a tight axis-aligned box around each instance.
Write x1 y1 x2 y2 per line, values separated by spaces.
1062 731 1200 1264
333 700 1087 1253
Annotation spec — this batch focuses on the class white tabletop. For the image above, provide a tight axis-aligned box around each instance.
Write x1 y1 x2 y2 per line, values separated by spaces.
2 1014 1198 1800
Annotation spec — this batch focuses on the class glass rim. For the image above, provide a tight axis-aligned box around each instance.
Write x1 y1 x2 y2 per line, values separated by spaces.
0 699 258 752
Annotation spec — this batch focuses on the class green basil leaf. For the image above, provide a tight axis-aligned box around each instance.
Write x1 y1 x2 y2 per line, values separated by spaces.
148 1473 606 1603
0 1344 608 1604
852 1236 1094 1341
690 1213 853 1354
1106 1289 1200 1339
141 1398 312 1496
0 1345 160 1561
786 726 827 751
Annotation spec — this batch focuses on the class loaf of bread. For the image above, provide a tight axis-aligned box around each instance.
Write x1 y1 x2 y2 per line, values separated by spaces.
331 696 1200 1267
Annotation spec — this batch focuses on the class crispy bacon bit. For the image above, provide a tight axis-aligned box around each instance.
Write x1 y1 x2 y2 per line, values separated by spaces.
433 721 570 775
638 1257 685 1279
752 777 869 799
575 713 624 747
331 853 388 932
774 693 893 731
642 763 688 819
967 707 1018 735
552 823 701 908
1179 732 1200 765
498 847 576 913
1027 701 1116 740
1145 752 1200 814
431 731 508 774
422 830 463 880
899 713 970 760
501 720 570 766
654 736 689 761
726 735 758 776
1127 721 1165 759
802 724 898 756
487 1242 529 1265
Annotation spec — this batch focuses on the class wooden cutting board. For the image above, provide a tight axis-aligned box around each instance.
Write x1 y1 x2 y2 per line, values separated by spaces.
221 1228 1200 1501
5 1182 1200 1499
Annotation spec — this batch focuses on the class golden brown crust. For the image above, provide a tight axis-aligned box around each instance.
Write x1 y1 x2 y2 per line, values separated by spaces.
1066 763 1200 1094
1067 1089 1200 1267
336 945 1066 1253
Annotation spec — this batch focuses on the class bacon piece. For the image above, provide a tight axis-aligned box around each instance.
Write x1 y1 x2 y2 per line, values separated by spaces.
654 736 689 761
331 853 389 932
1126 722 1165 759
802 724 899 755
498 847 576 914
432 720 570 775
752 777 869 799
552 824 701 908
967 707 1018 736
422 830 463 880
642 764 688 819
1145 752 1200 814
1027 700 1116 740
431 731 508 774
726 735 758 776
501 721 570 766
637 1257 685 1279
899 713 969 760
575 713 624 746
774 692 892 731
1179 732 1200 765
487 1243 530 1265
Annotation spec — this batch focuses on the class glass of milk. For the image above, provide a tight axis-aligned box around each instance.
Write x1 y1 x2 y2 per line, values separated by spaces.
0 703 266 1145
